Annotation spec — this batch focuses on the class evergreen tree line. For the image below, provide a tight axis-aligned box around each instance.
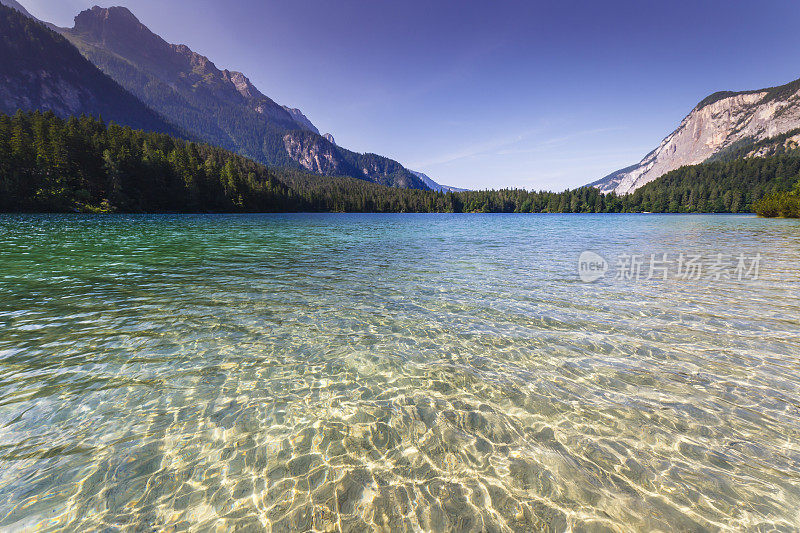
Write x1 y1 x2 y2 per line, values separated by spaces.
621 156 800 214
0 111 290 212
2 111 799 215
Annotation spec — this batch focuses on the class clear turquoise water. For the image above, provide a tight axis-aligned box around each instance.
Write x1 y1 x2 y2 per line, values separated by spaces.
0 214 799 532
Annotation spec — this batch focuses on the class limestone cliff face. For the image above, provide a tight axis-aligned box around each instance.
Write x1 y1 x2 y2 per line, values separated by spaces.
593 79 800 194
283 132 343 175
748 133 800 158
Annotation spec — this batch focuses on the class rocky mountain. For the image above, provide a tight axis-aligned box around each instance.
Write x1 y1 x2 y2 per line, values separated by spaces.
56 6 428 189
0 3 179 135
283 130 346 176
282 106 319 135
592 77 800 194
411 171 467 192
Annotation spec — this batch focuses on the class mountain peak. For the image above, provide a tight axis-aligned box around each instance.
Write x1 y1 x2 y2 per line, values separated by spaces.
0 0 179 135
76 6 141 30
410 171 466 193
223 70 261 100
73 5 163 51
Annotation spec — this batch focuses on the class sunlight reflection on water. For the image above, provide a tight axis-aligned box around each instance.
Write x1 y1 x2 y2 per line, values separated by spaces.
0 214 799 531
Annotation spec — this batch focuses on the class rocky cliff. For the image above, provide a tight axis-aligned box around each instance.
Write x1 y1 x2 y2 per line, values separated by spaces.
593 77 800 194
283 131 346 175
282 130 427 188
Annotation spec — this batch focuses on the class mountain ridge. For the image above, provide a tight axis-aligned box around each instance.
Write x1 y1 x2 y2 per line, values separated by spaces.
57 5 428 190
67 6 302 130
592 75 800 194
0 0 31 18
0 2 180 136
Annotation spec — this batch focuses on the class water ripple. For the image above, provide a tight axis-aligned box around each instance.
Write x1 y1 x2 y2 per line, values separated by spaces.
0 214 799 531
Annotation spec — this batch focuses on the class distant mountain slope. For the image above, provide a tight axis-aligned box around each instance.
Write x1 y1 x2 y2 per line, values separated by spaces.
58 6 428 189
0 0 32 19
411 171 467 192
593 76 800 194
0 3 179 135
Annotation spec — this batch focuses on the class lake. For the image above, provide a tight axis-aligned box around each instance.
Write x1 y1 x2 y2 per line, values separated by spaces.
0 214 799 531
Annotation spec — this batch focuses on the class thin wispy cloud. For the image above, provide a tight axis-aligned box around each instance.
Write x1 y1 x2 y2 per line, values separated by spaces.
493 127 627 156
412 126 626 169
408 127 546 168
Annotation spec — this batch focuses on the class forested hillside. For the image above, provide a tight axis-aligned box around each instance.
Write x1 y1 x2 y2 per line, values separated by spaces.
0 111 288 212
2 111 798 214
620 157 800 213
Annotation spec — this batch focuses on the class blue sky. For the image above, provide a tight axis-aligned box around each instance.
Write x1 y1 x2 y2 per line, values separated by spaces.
18 0 800 190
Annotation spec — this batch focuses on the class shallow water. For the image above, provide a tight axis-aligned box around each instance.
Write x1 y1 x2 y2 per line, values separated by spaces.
0 214 799 532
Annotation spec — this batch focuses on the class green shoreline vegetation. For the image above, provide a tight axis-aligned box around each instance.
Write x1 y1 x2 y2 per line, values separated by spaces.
753 181 800 218
2 111 800 215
